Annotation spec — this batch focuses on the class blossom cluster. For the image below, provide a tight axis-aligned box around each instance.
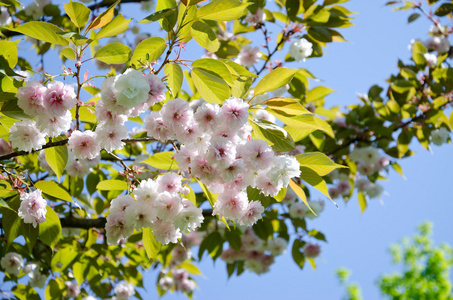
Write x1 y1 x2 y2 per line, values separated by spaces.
329 146 387 199
0 252 48 288
105 173 203 245
68 69 165 161
11 81 76 152
157 232 204 293
144 97 300 226
219 228 287 274
18 189 47 228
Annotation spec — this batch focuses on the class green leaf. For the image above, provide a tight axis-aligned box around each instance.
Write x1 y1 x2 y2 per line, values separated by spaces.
412 41 427 67
1 99 29 119
96 179 128 191
308 229 327 242
142 152 179 170
61 47 76 60
86 0 120 31
222 60 258 78
197 0 250 21
192 58 234 86
306 86 334 102
1 196 21 249
323 0 348 5
45 145 68 183
45 279 64 300
274 186 287 202
179 262 203 275
35 180 72 202
358 192 367 213
277 114 334 138
51 246 79 271
130 37 167 66
300 167 335 203
197 180 218 208
94 14 131 40
449 111 453 129
295 152 346 176
20 220 39 252
250 118 295 152
292 239 305 269
39 205 61 248
8 21 69 46
198 231 223 260
191 68 230 104
142 227 161 260
156 0 178 31
164 63 183 96
12 284 40 300
139 7 178 23
94 43 131 64
254 68 298 97
190 21 220 53
265 97 311 117
435 3 453 16
288 179 316 215
64 0 91 28
0 40 20 68
224 229 242 251
407 13 420 23
308 26 332 43
307 257 316 270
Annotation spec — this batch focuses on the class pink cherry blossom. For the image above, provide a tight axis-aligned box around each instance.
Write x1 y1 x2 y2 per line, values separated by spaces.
219 97 249 130
43 81 76 116
18 189 47 228
16 81 46 115
68 130 101 160
9 120 46 152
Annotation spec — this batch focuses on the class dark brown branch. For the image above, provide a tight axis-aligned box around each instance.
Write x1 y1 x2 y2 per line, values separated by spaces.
0 137 159 162
0 209 213 229
326 98 453 156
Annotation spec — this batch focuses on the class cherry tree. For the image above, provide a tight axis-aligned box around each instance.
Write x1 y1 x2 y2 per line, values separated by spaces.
0 0 451 298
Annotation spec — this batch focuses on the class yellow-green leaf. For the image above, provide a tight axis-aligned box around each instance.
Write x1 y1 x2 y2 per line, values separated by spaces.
254 68 298 97
197 0 250 21
85 0 120 31
96 179 128 191
295 152 346 176
164 63 183 96
64 0 91 29
358 192 367 213
179 262 203 275
35 180 72 202
39 206 62 248
250 118 295 152
94 14 131 40
190 21 220 53
192 58 234 86
143 227 161 260
130 37 167 66
94 43 131 64
288 179 315 215
8 21 68 46
191 68 230 104
45 145 68 183
142 152 179 170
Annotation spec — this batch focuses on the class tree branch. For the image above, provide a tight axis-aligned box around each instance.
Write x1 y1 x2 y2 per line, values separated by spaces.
0 209 213 229
0 137 160 162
